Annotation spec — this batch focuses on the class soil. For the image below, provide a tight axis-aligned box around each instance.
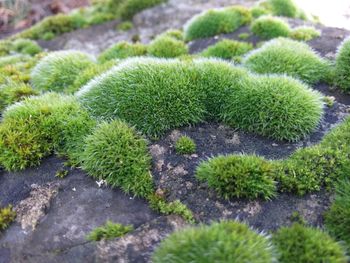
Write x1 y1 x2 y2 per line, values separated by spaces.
1 0 350 262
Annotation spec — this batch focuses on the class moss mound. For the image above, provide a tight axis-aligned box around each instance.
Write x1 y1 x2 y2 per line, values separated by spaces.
11 39 42 56
148 36 188 58
0 93 95 171
78 58 323 141
119 0 166 20
184 6 251 41
335 37 350 92
81 120 153 197
175 136 196 154
98 41 147 62
31 51 94 93
243 38 330 84
251 16 291 40
196 154 276 200
201 39 253 60
153 221 274 263
289 26 320 41
273 223 347 263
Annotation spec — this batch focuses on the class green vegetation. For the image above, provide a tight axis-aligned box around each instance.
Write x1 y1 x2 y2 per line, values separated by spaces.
175 136 196 154
243 38 331 84
119 0 167 20
148 194 194 223
250 6 269 18
87 221 133 241
0 93 95 170
159 29 184 40
11 39 42 56
272 223 347 263
31 51 94 93
221 75 323 141
196 154 276 200
0 79 38 112
238 33 250 40
335 37 350 92
98 41 147 62
0 54 30 68
152 221 274 263
325 180 350 250
289 26 320 41
81 120 153 197
78 58 323 141
0 205 16 231
251 16 291 40
184 6 252 41
117 21 133 31
201 39 253 60
267 0 305 19
148 36 188 58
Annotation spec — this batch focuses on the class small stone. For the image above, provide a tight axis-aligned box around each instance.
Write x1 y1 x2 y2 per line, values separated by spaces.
272 143 278 147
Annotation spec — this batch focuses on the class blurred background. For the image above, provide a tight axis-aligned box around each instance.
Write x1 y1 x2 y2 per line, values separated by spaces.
1 0 350 37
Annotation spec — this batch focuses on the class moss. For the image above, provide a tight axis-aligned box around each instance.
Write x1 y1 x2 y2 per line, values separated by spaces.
175 136 196 154
148 194 194 223
159 29 184 41
196 154 277 200
273 223 347 263
0 93 95 171
78 58 323 141
184 6 252 41
250 6 270 18
0 79 38 112
0 205 16 231
148 36 188 58
81 120 153 197
31 50 94 93
251 16 291 40
200 39 253 60
243 38 331 84
11 39 42 56
87 221 133 241
289 26 320 41
267 0 298 18
0 54 31 68
117 21 133 31
119 0 167 19
152 221 275 263
221 75 323 141
335 37 350 92
325 180 350 250
238 32 250 40
98 41 147 62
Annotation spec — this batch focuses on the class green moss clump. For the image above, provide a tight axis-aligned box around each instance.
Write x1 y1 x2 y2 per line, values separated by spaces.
159 29 184 41
222 75 323 141
184 6 252 41
0 205 16 231
273 223 347 263
117 21 133 31
98 41 147 62
175 136 196 154
152 221 275 263
0 79 38 112
119 0 167 20
78 58 323 141
11 39 42 56
81 120 153 197
0 93 95 171
325 180 350 250
250 6 270 18
289 26 320 41
243 38 330 84
30 51 94 93
335 37 350 92
148 36 188 58
196 154 277 200
201 39 253 60
87 221 133 241
0 54 31 68
251 16 291 40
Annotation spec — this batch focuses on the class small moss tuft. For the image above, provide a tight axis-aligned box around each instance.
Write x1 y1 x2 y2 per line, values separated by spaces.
196 154 277 200
335 37 350 92
289 26 320 41
152 221 275 263
201 39 252 60
0 205 16 231
119 0 166 20
148 36 188 58
273 223 347 263
11 39 42 56
87 221 133 241
251 16 291 40
175 136 196 154
98 41 147 62
184 6 252 41
31 50 94 93
117 21 133 31
81 120 154 197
